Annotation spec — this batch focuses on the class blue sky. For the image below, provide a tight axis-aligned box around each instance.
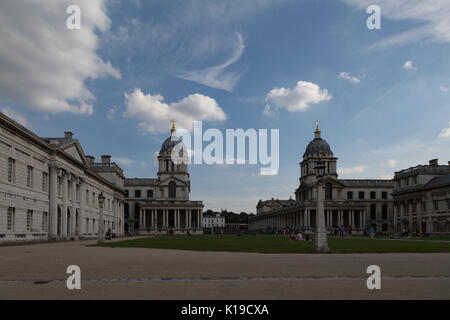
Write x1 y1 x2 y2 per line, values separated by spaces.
1 0 450 212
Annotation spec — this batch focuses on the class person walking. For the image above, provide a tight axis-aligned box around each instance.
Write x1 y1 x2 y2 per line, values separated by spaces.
369 226 375 239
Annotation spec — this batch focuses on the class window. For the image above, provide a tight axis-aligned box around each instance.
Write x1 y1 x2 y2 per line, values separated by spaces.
370 191 376 200
382 204 388 220
26 166 33 188
434 200 439 211
359 191 365 200
134 203 140 219
92 192 95 206
147 190 153 198
86 190 89 204
58 177 62 196
169 181 176 198
422 201 427 212
370 204 376 220
125 190 129 197
42 172 48 192
124 203 129 219
86 218 90 233
382 192 387 200
27 210 33 231
325 183 332 200
42 212 48 232
448 199 450 210
7 158 15 183
7 207 15 231
135 190 141 198
347 191 353 200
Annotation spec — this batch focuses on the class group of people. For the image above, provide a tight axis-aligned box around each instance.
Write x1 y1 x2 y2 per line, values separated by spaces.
289 231 312 241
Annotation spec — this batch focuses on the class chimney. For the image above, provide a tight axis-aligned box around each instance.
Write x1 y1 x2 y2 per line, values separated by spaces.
101 155 111 164
86 155 95 164
64 131 73 139
429 159 438 166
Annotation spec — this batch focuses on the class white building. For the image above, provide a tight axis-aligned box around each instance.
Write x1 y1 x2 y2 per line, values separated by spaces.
249 124 394 234
0 113 125 242
124 123 204 235
203 214 225 228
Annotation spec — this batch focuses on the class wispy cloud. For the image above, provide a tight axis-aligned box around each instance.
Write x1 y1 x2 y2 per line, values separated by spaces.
440 86 449 92
1 107 30 127
338 72 360 83
337 165 366 175
177 33 245 91
342 0 450 49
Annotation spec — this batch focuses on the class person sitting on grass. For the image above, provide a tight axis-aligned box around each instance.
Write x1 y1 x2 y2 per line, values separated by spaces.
305 234 312 241
289 232 296 240
296 232 304 241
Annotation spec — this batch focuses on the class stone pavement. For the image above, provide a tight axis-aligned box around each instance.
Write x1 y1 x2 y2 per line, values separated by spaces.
0 238 449 299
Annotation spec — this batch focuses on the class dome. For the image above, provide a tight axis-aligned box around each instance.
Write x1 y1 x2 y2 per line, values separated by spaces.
160 136 183 154
303 122 333 157
303 138 332 157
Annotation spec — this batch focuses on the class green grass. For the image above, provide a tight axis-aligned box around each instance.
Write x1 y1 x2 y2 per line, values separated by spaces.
96 235 450 254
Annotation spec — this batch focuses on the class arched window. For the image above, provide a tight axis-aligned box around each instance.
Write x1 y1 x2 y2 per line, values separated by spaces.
169 181 176 198
325 183 332 200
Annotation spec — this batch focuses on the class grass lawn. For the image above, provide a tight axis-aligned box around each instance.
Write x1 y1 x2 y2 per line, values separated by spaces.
97 235 450 254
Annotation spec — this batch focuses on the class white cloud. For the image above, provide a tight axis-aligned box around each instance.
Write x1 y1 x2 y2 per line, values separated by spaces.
403 61 416 70
266 81 332 112
262 104 276 117
123 89 227 133
112 156 149 168
440 86 449 92
337 165 366 175
379 174 393 180
438 122 450 138
1 107 30 127
338 72 360 83
107 106 117 120
177 32 245 91
387 159 397 168
342 0 450 49
0 0 120 115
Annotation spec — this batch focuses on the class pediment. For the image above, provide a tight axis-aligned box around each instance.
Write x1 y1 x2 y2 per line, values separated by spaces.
158 176 188 186
59 140 87 166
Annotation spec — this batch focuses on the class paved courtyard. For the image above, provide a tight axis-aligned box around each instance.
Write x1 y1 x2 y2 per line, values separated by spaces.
0 237 449 299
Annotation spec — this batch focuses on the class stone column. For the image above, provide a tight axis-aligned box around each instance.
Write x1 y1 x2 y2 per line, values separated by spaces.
48 163 59 240
315 183 329 252
142 209 147 229
61 171 68 239
408 201 413 233
71 175 77 237
78 179 84 237
417 200 423 234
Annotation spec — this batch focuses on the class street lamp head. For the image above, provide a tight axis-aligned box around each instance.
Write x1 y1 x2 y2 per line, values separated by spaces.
98 192 105 208
315 158 326 179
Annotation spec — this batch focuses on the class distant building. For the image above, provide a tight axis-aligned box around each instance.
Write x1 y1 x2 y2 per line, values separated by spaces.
249 124 394 234
393 159 450 235
203 213 225 228
124 123 204 235
0 112 125 243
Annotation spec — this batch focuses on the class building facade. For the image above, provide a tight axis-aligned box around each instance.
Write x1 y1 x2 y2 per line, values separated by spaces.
0 113 125 242
393 159 450 235
124 123 203 235
249 125 394 234
203 213 225 229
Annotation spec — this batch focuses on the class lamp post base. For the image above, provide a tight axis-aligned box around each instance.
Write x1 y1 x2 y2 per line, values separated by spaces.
314 230 330 253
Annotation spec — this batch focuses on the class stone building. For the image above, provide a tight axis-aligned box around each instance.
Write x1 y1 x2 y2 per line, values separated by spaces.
393 159 450 235
249 124 394 234
124 123 203 235
0 112 125 242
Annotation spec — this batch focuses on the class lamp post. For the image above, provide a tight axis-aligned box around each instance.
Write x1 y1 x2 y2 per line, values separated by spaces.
98 192 105 244
314 156 330 253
